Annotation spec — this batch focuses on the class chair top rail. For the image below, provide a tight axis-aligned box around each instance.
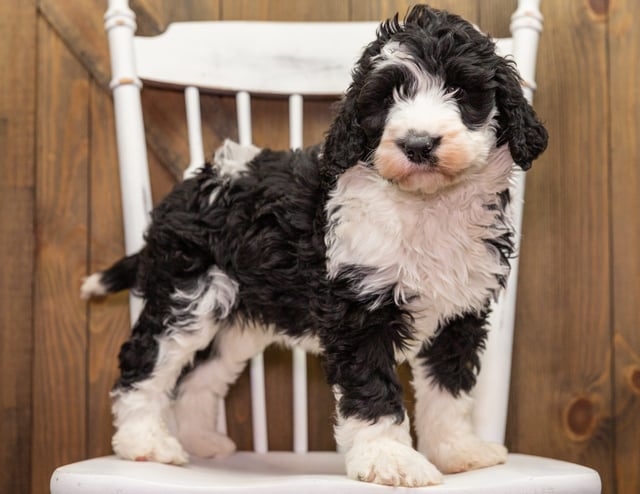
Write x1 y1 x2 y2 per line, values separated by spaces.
134 21 377 97
134 20 511 97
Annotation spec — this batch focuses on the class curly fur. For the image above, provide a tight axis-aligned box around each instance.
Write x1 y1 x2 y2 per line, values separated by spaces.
84 4 547 487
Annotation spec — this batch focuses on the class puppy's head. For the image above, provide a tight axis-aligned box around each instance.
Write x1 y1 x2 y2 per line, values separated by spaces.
323 5 548 194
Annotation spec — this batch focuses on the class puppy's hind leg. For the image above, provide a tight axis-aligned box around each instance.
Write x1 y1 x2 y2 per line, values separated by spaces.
173 323 274 458
111 266 238 465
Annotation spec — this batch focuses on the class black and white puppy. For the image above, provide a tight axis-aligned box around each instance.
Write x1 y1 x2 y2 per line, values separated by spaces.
83 5 547 487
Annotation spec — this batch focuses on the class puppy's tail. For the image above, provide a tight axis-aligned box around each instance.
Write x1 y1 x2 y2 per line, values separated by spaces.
80 252 140 300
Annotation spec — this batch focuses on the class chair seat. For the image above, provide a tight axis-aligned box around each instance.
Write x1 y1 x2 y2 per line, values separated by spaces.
51 452 600 493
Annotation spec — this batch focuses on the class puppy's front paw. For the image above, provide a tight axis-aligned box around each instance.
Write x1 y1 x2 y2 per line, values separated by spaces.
427 435 507 474
346 438 443 487
113 425 189 465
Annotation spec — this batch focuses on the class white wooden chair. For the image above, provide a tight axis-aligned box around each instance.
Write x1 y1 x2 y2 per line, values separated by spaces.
51 1 601 492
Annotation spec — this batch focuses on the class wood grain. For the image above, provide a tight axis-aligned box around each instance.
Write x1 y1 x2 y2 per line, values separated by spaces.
0 1 36 492
478 0 516 38
38 0 222 86
609 0 640 491
350 0 478 23
307 355 335 450
264 347 294 450
0 190 35 494
15 2 640 493
141 88 238 180
38 1 226 183
131 1 228 179
149 142 179 202
507 1 613 491
86 82 130 458
33 16 91 494
38 0 112 87
222 0 349 21
131 0 221 36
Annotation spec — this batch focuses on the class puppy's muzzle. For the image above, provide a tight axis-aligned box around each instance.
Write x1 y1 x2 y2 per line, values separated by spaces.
398 133 442 164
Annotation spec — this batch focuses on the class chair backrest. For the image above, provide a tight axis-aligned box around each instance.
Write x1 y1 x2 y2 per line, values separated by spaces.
104 0 543 454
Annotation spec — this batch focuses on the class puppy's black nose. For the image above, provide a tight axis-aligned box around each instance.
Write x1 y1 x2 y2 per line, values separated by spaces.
401 134 441 163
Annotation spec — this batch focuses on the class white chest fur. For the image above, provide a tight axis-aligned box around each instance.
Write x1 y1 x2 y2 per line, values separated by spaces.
325 147 515 344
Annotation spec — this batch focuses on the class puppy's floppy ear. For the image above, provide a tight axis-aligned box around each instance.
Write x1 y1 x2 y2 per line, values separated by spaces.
322 36 389 188
321 86 369 190
322 15 404 188
494 59 548 170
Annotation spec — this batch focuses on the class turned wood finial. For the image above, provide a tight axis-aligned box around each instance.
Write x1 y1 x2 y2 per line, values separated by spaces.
104 0 142 90
510 0 544 100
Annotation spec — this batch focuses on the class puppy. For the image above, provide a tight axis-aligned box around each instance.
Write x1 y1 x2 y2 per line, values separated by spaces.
83 4 547 487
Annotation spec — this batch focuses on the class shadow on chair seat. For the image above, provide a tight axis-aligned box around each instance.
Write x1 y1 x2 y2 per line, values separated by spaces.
51 452 601 493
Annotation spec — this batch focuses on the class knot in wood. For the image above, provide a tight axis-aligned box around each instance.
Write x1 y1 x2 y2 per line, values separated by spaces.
564 395 598 441
629 366 640 394
588 0 609 18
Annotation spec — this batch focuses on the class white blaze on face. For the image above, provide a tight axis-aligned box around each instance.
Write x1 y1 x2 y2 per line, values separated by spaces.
375 89 496 194
372 43 497 195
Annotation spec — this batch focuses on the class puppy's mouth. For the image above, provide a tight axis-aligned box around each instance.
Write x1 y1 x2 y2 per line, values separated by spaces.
373 134 471 194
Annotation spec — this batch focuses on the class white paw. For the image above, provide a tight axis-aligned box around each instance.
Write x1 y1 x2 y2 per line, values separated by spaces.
178 429 236 459
113 425 189 465
346 438 443 487
427 435 508 474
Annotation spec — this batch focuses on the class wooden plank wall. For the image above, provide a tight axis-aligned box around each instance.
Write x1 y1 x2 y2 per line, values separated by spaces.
0 2 36 494
507 0 614 487
609 0 640 491
0 1 638 493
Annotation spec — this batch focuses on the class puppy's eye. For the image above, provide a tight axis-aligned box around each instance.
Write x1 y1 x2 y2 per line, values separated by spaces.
445 85 465 97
